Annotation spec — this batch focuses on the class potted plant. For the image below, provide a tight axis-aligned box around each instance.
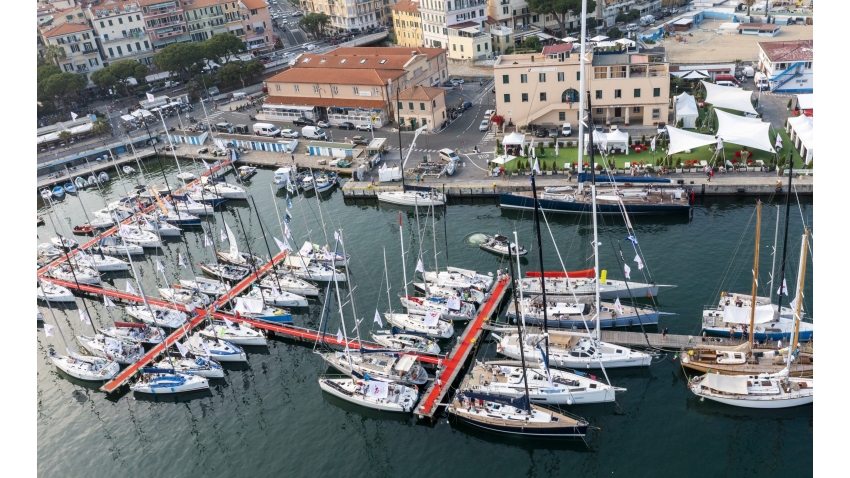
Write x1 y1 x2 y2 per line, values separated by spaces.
675 158 683 173
552 162 559 174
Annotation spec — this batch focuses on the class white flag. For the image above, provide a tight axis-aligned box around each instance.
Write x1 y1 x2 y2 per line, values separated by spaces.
275 237 291 253
284 223 293 239
223 317 235 328
366 380 389 398
623 263 631 279
374 309 383 327
614 297 624 315
416 258 424 273
424 310 440 327
334 231 344 246
44 323 55 337
71 112 79 121
175 341 189 358
336 328 343 343
555 141 559 156
447 296 461 311
202 159 211 171
778 278 788 296
221 229 228 242
146 92 156 102
156 260 165 273
204 234 213 247
201 340 211 356
79 309 91 324
651 136 656 152
533 158 541 175
178 253 187 268
103 294 116 308
126 281 137 295
634 254 644 270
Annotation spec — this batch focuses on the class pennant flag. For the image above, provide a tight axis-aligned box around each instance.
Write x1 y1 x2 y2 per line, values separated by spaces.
275 236 291 253
175 341 189 358
416 258 424 273
778 278 788 296
286 180 294 194
284 211 292 224
221 229 228 242
71 112 78 121
623 263 631 279
178 253 187 268
103 295 116 308
625 235 638 246
533 158 541 175
146 92 156 102
650 136 657 152
334 231 344 246
336 328 343 343
555 140 559 156
79 309 91 325
155 260 165 273
374 309 383 327
286 196 292 209
126 281 136 295
614 297 624 316
634 254 644 270
284 223 293 239
204 234 213 247
164 200 174 211
44 323 55 337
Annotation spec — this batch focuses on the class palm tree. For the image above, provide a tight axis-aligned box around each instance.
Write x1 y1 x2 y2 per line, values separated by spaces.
744 0 756 16
43 45 67 67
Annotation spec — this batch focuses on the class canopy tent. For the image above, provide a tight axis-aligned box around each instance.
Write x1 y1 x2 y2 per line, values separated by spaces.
714 109 775 154
675 92 699 129
665 125 717 156
796 93 813 111
701 81 758 116
682 70 710 80
584 130 630 154
589 35 609 42
562 36 579 42
503 132 526 146
131 109 154 118
787 114 813 164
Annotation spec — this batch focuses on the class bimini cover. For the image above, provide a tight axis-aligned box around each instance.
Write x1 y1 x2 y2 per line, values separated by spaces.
665 125 717 155
394 354 418 372
701 81 758 115
715 109 775 153
234 297 264 314
701 373 749 395
723 303 775 324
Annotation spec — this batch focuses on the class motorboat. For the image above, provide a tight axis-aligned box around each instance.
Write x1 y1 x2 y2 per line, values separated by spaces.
98 171 109 182
72 224 94 235
176 171 197 181
299 174 315 191
136 215 182 237
261 273 320 297
199 319 267 346
318 375 420 413
298 241 349 267
377 190 445 207
273 166 296 190
36 280 75 302
77 334 144 365
479 234 528 257
100 322 166 345
50 236 78 249
96 237 144 255
199 262 251 282
232 297 293 323
371 329 441 355
122 165 136 175
321 351 429 386
47 264 101 284
243 284 308 307
400 295 477 322
701 292 813 342
74 177 88 190
186 332 247 362
63 182 77 194
506 295 659 329
40 189 53 200
126 305 187 329
202 180 248 200
131 369 210 394
689 370 813 408
117 225 163 248
314 173 337 193
496 331 651 369
384 312 454 339
237 165 257 180
155 355 224 379
179 277 231 297
158 286 209 310
52 185 66 198
48 348 120 381
280 255 346 282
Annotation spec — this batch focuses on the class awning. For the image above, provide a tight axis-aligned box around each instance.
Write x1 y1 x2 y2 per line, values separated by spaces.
701 373 749 395
394 355 418 372
589 35 609 42
503 132 526 146
665 125 717 156
715 109 775 153
701 81 758 115
562 36 579 42
722 304 775 324
796 93 813 110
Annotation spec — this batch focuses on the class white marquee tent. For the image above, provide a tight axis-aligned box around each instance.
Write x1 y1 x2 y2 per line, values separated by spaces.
701 81 758 116
714 109 775 154
665 125 717 156
786 114 813 164
675 92 699 129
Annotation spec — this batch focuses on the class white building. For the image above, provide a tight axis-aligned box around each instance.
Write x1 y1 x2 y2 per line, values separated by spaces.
758 40 813 93
88 0 154 66
40 22 107 86
419 0 491 61
300 0 384 32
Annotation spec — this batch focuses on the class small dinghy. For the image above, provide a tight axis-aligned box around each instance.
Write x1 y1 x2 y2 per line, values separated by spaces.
233 297 292 323
299 174 315 191
36 280 75 302
100 322 166 345
77 334 145 365
479 234 528 257
72 224 94 235
371 329 441 355
131 368 210 394
47 264 101 284
52 185 66 198
74 177 88 190
40 189 52 200
155 355 224 379
243 284 308 307
384 312 454 339
64 182 77 194
86 176 97 186
48 348 120 381
158 286 209 310
199 319 267 346
186 332 247 362
126 305 187 329
50 236 78 249
96 237 144 255
179 277 231 297
318 375 420 413
200 263 251 282
176 171 197 181
122 165 136 175
237 165 257 181
98 171 109 182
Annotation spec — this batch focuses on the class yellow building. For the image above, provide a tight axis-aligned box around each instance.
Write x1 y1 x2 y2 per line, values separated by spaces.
392 0 422 48
396 85 446 131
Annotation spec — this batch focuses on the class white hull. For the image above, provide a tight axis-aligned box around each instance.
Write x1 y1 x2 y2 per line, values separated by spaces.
281 257 346 282
466 363 619 405
384 313 454 339
176 172 197 181
263 275 320 297
377 191 445 207
47 266 101 285
322 351 429 385
95 239 144 255
401 296 477 322
204 183 248 199
49 351 120 381
131 372 210 394
179 278 231 297
318 377 419 413
76 335 144 365
498 334 652 369
158 288 208 310
187 333 247 362
119 227 163 248
519 277 668 299
88 255 130 272
690 373 813 409
199 322 267 346
371 332 441 355
100 326 166 345
155 357 224 378
37 283 75 302
126 305 187 329
244 286 308 307
139 218 182 236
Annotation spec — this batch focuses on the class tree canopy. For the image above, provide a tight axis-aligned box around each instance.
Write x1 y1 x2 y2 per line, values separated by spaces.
299 12 330 38
38 72 87 112
153 42 203 81
203 33 246 63
527 0 597 36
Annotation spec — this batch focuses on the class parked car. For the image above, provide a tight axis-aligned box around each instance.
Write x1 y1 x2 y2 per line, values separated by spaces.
280 129 300 139
656 122 666 136
293 117 315 126
355 123 373 131
339 121 355 130
461 101 473 110
450 78 465 84
561 123 572 136
547 127 559 138
351 135 369 145
535 128 547 138
484 109 494 118
479 120 490 131
150 86 166 94
317 120 330 128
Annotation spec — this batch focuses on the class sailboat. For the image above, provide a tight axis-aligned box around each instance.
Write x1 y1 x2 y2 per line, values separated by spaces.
202 176 248 199
422 267 495 292
384 311 454 339
479 234 528 257
242 284 308 307
179 277 231 297
520 271 675 300
260 273 319 297
318 375 420 413
137 214 182 237
96 236 144 255
50 236 78 249
400 295 477 322
506 295 659 328
126 304 187 329
36 280 75 302
216 222 265 267
76 334 144 365
199 262 251 282
100 322 166 345
371 329 441 355
130 368 210 394
279 255 346 282
232 296 293 323
155 355 224 379
47 264 101 284
186 332 247 362
158 286 208 310
297 241 350 267
49 348 120 381
689 230 813 408
198 319 267 346
117 224 163 248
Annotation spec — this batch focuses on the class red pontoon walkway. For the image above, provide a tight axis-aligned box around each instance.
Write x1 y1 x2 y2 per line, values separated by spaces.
414 275 509 419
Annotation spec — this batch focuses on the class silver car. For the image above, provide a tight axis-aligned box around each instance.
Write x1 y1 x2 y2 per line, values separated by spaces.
280 129 299 139
479 120 490 131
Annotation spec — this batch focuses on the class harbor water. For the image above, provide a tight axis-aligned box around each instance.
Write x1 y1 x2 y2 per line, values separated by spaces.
37 157 813 476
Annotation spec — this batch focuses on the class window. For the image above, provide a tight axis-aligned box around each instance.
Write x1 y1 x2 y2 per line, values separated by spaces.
477 44 481 52
557 72 564 82
408 102 414 110
126 44 132 52
504 93 510 103
633 88 641 98
595 108 602 114
70 44 80 53
432 100 436 107
460 45 463 52
521 93 528 102
559 112 565 121
653 87 661 97
595 90 602 99
89 58 99 66
422 118 427 125
576 72 580 81
294 85 300 92
540 92 547 101
594 67 607 79
275 85 281 92
108 20 113 26
353 87 359 94
100 21 105 28
313 85 319 93
632 106 640 113
63 63 73 72
452 44 456 51
520 74 527 83
398 101 403 110
136 42 141 51
108 47 114 57
502 75 509 84
144 40 149 49
420 102 425 110
116 46 122 55
614 89 622 98
652 108 661 119
119 18 123 24
332 86 338 94
539 73 546 82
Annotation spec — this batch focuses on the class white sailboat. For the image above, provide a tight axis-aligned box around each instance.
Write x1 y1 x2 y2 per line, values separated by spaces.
50 236 78 249
202 178 248 199
47 264 101 284
155 355 224 379
179 277 231 297
96 236 144 255
199 262 251 282
400 295 477 322
318 375 420 413
322 351 429 386
384 311 454 339
422 267 495 292
370 330 441 355
76 334 144 365
100 322 166 345
280 255 346 282
117 224 163 248
36 280 75 302
137 214 182 237
377 190 445 207
243 284 308 307
131 369 210 394
198 319 267 346
49 348 120 381
216 221 264 267
126 305 187 328
78 249 130 272
186 332 247 362
298 241 350 267
158 286 209 310
261 274 320 297
413 282 487 305
519 275 674 300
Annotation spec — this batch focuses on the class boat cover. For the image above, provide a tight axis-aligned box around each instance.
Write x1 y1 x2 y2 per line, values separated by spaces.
701 373 749 395
722 304 774 324
459 390 530 410
394 354 418 372
526 269 596 279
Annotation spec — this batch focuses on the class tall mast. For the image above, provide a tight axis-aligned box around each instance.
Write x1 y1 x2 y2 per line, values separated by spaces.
775 162 794 318
586 90 602 342
748 201 763 349
398 212 409 299
506 232 532 413
768 205 780 303
576 0 589 178
530 174 550 355
791 228 808 356
383 247 393 315
430 202 439 272
337 230 361 350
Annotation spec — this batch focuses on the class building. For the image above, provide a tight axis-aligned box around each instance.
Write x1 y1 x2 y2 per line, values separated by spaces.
737 23 781 37
419 0 493 61
758 40 813 93
184 0 234 42
262 46 449 128
597 0 661 29
396 85 447 131
392 0 423 48
138 0 190 50
37 3 89 58
87 0 154 66
238 0 273 52
492 46 669 128
299 0 384 32
40 22 107 85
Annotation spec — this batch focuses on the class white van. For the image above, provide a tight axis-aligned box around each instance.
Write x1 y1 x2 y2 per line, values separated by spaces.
232 92 247 101
715 80 739 88
301 126 327 140
438 148 460 163
754 72 770 91
253 122 281 137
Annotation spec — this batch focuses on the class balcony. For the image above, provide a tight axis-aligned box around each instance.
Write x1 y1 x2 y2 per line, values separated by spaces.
447 0 487 12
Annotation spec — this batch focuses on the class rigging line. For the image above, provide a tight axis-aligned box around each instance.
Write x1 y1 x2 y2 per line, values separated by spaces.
704 205 758 307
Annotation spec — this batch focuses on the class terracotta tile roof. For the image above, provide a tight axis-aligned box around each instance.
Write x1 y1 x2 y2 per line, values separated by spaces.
43 22 92 38
240 0 267 9
392 0 420 14
293 54 415 70
397 86 445 101
451 21 479 29
543 43 573 55
759 40 813 62
329 46 445 61
267 67 406 86
485 16 497 25
138 0 183 6
265 96 387 109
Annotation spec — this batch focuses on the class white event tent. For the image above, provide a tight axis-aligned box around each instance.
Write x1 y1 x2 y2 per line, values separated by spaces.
786 115 813 164
701 81 758 116
665 126 716 156
714 109 775 154
674 92 699 129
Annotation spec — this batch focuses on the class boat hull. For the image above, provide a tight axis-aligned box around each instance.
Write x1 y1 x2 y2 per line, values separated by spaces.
448 410 588 437
499 193 690 214
318 378 418 413
519 312 659 329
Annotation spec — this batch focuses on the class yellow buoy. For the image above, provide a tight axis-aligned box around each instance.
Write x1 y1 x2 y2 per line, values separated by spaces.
600 269 607 284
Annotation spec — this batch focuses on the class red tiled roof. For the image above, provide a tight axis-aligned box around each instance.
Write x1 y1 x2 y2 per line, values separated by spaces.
391 0 420 14
543 43 573 55
43 22 91 37
266 67 406 86
397 86 445 101
264 96 387 109
240 0 268 9
329 46 445 60
759 40 813 62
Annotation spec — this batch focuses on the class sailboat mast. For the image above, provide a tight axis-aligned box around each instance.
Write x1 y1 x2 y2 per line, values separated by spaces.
775 162 794 317
398 212 409 298
431 202 439 272
513 231 527 329
791 228 808 354
249 196 284 292
748 201 763 348
157 109 185 177
329 237 354 378
309 168 331 246
337 230 361 348
530 174 550 355
38 281 73 354
586 91 602 342
576 0 589 179
768 205 780 303
383 247 393 315
234 209 261 281
506 232 532 413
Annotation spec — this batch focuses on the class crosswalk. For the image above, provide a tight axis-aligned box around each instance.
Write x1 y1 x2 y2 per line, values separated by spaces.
385 146 442 153
480 131 495 147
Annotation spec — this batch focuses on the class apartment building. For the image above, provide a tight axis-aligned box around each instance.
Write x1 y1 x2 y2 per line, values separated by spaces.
392 0 423 48
139 0 190 49
300 0 384 32
87 0 154 66
396 85 447 130
37 3 88 58
597 0 660 28
263 46 448 127
184 0 232 42
493 46 669 128
40 23 106 85
757 40 813 93
418 0 491 61
239 0 273 52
